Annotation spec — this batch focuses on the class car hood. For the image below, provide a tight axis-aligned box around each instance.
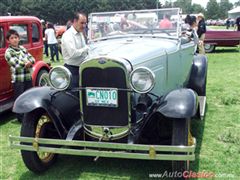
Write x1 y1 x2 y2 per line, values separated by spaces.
88 36 178 64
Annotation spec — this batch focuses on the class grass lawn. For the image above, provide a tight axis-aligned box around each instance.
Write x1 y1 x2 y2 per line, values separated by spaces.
1 47 240 179
207 25 235 30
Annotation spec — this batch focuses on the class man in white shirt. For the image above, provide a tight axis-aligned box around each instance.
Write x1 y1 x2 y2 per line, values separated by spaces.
61 12 89 92
45 23 59 61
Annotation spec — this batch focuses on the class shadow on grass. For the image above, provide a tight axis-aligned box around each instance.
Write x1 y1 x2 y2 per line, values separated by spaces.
19 156 173 180
0 110 16 126
190 103 207 177
211 47 240 53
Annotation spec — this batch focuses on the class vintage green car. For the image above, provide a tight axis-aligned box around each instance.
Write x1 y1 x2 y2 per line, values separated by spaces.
10 8 207 176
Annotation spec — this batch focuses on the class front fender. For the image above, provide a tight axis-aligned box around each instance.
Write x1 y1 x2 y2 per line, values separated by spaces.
32 61 51 85
188 54 208 96
13 87 80 125
13 86 55 113
13 87 81 138
157 88 198 118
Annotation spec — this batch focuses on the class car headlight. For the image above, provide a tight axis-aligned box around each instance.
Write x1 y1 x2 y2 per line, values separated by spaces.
49 66 72 90
130 67 155 93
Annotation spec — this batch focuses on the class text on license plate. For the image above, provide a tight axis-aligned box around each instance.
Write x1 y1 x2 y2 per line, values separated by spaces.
86 88 118 107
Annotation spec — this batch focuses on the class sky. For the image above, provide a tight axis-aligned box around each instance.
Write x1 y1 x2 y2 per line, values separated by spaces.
191 0 238 8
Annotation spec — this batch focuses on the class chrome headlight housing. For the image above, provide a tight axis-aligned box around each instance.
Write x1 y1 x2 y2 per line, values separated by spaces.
49 66 72 90
130 67 155 93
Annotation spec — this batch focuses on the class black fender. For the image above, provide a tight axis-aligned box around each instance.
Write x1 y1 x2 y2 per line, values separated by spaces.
157 88 198 118
188 54 208 96
13 87 80 138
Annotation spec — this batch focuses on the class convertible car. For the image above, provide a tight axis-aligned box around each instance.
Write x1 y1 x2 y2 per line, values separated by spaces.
204 29 240 52
9 8 207 177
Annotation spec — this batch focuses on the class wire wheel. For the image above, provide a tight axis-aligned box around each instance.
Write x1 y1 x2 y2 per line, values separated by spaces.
21 109 58 173
35 115 55 163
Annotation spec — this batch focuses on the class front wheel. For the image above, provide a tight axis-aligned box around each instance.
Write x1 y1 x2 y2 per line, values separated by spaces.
204 44 215 53
172 118 191 178
21 109 59 173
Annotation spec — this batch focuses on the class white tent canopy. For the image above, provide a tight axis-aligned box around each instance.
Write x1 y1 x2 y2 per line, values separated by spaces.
228 6 240 19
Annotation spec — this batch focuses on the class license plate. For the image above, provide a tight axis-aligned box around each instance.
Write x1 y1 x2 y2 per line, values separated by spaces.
86 88 118 107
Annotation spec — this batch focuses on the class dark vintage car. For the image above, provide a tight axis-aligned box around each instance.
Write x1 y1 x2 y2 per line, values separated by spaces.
9 8 207 177
204 29 240 52
0 16 50 113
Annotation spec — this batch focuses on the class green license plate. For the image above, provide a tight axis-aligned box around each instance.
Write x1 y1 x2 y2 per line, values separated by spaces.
86 88 118 107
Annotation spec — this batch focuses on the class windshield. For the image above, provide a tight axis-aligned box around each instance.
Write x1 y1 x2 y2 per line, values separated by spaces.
88 8 181 41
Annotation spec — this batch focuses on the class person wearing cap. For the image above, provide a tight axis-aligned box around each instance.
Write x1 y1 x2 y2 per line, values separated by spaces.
197 13 206 54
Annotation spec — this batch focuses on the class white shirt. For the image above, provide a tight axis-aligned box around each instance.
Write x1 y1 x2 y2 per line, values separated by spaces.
45 28 57 44
61 26 87 66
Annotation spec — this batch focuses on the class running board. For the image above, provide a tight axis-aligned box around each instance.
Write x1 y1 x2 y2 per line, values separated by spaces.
0 99 14 113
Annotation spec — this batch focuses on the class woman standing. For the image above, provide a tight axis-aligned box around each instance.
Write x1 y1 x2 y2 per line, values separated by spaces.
45 23 59 61
197 13 206 54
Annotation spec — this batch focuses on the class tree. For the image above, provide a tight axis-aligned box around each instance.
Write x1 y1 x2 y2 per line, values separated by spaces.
219 0 233 19
0 2 8 15
173 0 192 14
162 1 174 8
191 3 205 14
0 0 22 15
206 0 220 19
234 0 240 7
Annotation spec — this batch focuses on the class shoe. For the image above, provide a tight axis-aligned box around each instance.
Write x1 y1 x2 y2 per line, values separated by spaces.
50 59 55 62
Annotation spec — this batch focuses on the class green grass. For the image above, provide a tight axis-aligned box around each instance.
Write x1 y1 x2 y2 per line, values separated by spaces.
207 25 235 30
43 52 64 66
1 47 240 179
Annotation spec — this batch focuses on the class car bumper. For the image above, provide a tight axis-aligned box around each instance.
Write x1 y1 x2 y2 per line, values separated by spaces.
9 135 196 161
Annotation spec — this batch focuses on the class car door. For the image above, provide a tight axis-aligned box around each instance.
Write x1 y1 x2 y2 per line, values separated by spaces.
29 21 43 62
180 40 195 86
0 24 13 103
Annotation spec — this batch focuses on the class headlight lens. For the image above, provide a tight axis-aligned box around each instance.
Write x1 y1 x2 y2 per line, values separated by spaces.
130 67 155 93
49 66 72 90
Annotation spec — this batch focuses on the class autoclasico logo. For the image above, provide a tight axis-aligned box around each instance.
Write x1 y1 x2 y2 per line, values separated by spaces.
149 171 235 178
183 171 215 178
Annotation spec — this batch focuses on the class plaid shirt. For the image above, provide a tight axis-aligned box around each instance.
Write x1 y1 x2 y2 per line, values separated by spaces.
5 45 35 83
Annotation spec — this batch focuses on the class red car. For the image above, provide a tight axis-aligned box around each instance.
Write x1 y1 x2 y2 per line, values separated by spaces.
55 25 66 38
0 16 50 113
204 29 240 52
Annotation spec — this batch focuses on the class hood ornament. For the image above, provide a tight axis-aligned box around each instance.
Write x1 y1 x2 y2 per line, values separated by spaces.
98 58 106 64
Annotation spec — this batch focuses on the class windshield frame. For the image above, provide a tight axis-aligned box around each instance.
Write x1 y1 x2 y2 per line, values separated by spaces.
88 8 181 42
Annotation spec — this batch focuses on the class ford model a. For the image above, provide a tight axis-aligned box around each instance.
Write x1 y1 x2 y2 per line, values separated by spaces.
9 8 207 175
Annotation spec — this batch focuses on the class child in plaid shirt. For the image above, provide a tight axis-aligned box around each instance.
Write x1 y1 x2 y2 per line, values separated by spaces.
5 29 35 121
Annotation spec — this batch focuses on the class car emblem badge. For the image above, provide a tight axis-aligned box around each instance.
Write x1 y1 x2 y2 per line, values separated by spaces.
98 58 106 64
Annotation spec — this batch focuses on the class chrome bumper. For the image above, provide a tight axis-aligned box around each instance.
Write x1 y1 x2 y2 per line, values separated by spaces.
9 135 196 161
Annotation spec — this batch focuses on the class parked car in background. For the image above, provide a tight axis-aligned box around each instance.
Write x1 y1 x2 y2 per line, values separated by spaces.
10 8 208 176
55 25 66 38
204 29 240 52
54 25 66 54
0 16 50 113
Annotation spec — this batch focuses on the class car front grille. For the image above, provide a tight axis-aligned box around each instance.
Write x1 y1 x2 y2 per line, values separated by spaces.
81 67 129 127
